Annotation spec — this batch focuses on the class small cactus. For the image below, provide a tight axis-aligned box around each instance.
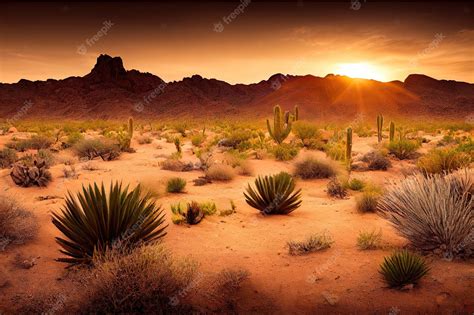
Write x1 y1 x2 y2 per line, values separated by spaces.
267 105 293 144
10 160 51 187
377 114 384 143
389 121 395 142
346 127 353 162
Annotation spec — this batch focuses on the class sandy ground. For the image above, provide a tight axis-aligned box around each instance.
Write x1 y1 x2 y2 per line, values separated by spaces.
0 133 473 314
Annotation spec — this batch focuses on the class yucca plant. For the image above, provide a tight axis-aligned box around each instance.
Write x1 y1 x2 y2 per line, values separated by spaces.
378 169 473 258
52 182 167 265
379 249 430 288
244 172 302 215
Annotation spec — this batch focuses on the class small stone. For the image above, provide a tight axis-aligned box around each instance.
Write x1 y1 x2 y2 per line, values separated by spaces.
321 291 339 306
435 292 451 305
400 284 414 291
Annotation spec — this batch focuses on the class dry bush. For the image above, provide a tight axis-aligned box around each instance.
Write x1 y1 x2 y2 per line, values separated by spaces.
294 154 338 179
137 135 153 145
6 135 53 152
62 165 78 179
161 158 185 171
378 169 473 258
76 245 198 314
235 160 254 176
74 138 120 161
0 148 17 169
417 147 471 174
287 232 334 255
357 229 383 250
387 139 420 160
205 164 236 181
361 150 391 170
327 177 347 198
356 189 381 213
0 197 38 250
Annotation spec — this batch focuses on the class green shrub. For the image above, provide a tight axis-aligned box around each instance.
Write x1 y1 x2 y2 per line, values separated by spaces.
346 178 365 191
361 150 391 170
294 155 337 179
244 172 302 215
191 134 205 147
417 147 471 174
65 131 84 148
272 143 299 161
378 169 473 258
379 250 430 289
0 148 17 168
357 229 382 250
324 141 346 161
166 177 187 193
199 201 217 216
287 232 334 255
387 139 420 160
293 121 320 147
6 135 53 152
52 182 167 265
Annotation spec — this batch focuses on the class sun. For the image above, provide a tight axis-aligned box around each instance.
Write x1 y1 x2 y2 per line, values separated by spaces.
334 62 386 81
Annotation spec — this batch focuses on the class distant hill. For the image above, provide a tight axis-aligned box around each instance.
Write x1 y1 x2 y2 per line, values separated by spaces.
1 54 473 121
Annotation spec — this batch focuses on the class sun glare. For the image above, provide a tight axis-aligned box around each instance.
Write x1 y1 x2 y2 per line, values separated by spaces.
334 62 386 81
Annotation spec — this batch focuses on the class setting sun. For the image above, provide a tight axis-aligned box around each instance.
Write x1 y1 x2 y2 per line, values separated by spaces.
334 62 387 81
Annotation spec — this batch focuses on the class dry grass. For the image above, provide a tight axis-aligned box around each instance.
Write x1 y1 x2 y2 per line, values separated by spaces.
205 164 236 181
294 153 338 179
417 147 471 174
0 197 38 250
357 229 383 250
287 232 334 255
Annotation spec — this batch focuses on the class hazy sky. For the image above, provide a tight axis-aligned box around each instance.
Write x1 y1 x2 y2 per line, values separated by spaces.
0 1 473 83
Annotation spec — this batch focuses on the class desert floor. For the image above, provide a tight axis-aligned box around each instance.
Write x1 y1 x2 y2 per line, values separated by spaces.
0 132 472 314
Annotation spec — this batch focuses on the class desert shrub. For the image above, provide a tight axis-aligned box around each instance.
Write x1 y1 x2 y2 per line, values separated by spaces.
171 201 204 225
378 170 473 258
166 177 186 193
199 201 217 216
6 135 53 152
244 172 302 215
0 148 17 168
161 158 186 172
293 121 320 147
219 200 236 216
137 136 153 145
205 164 235 181
346 178 365 191
361 150 391 170
356 190 381 212
294 155 337 179
417 147 471 174
379 250 430 289
63 165 78 179
78 245 198 314
0 197 38 250
387 139 420 160
357 229 382 250
287 232 334 255
65 131 84 148
19 149 55 168
272 143 299 161
191 133 205 147
52 182 167 265
74 138 121 161
327 177 347 198
324 141 346 161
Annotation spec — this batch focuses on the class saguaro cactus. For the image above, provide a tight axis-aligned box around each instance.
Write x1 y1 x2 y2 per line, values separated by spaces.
284 105 299 124
267 105 292 144
389 121 395 142
128 117 134 139
346 127 353 162
377 114 384 143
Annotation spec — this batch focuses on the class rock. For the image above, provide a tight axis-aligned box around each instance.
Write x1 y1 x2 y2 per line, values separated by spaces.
400 283 414 291
8 127 18 133
321 291 339 306
351 161 368 171
181 162 195 172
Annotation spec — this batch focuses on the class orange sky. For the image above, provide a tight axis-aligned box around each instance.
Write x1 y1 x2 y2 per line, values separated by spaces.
0 1 473 84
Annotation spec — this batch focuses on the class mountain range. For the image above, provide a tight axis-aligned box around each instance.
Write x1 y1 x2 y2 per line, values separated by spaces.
1 54 473 121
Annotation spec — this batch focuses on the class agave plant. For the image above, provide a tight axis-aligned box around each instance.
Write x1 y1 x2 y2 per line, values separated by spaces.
52 182 167 265
244 172 302 215
379 249 430 288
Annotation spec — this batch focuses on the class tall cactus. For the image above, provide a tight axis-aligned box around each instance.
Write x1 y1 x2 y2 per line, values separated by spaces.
267 105 292 144
389 121 395 142
346 127 352 162
377 114 383 143
284 105 299 124
128 117 134 139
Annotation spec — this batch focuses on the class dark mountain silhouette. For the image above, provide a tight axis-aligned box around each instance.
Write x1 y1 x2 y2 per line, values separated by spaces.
0 54 472 121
